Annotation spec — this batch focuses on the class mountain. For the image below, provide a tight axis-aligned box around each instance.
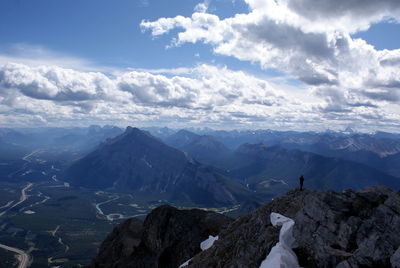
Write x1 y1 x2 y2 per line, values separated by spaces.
223 143 400 196
164 129 201 148
91 205 232 268
180 135 232 165
278 134 400 178
164 130 232 166
0 138 28 160
374 131 400 140
64 127 251 206
143 127 177 140
91 186 400 267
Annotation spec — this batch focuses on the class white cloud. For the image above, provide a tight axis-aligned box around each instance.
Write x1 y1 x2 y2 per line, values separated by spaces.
0 62 122 102
140 0 400 130
1 41 399 132
0 44 106 72
1 61 305 129
194 0 210 13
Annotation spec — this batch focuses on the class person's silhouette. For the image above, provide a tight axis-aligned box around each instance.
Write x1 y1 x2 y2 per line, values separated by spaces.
299 175 304 191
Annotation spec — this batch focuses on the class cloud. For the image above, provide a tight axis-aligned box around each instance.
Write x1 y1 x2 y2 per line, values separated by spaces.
1 61 301 129
0 63 119 102
0 44 106 72
194 0 210 13
244 0 400 33
140 0 400 120
117 64 286 109
0 49 399 132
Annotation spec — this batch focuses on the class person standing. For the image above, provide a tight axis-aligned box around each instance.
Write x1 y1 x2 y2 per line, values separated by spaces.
299 175 304 191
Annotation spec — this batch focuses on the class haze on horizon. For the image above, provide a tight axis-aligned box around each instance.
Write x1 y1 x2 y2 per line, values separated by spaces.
1 0 400 133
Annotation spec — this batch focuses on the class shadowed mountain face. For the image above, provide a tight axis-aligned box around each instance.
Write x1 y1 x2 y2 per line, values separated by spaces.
64 127 251 206
91 205 232 268
164 129 200 148
164 130 232 166
224 143 400 195
200 129 400 177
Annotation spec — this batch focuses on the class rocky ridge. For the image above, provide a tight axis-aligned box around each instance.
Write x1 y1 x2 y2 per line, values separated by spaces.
91 186 400 268
91 205 232 268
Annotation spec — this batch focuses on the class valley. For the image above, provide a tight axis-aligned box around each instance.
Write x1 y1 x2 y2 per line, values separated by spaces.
0 150 240 267
1 126 400 267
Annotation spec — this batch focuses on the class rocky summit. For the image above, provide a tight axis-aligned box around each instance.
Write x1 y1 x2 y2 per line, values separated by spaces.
91 186 400 268
91 205 232 268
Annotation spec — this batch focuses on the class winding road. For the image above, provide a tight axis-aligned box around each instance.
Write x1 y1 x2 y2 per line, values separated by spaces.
94 195 147 221
0 243 30 268
0 183 33 267
0 183 33 217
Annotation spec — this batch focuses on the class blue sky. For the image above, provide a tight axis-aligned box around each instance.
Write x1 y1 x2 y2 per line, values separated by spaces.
0 0 400 132
0 0 249 69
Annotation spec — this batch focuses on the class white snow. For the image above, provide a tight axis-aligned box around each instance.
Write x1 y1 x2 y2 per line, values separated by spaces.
259 212 300 268
179 258 192 267
179 235 219 267
200 235 218 251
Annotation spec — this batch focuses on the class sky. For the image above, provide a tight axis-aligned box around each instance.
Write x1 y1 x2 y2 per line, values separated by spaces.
0 0 400 132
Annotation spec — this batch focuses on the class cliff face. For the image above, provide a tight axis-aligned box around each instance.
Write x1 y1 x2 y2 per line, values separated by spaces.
91 205 232 268
91 186 400 268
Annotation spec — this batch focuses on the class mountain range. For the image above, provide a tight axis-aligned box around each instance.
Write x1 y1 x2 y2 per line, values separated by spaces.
64 127 251 206
63 126 400 207
164 130 232 166
2 125 399 207
223 143 399 197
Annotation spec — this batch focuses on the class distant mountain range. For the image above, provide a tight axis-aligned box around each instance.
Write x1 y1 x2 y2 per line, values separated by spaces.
223 143 400 196
164 130 231 166
63 127 400 206
154 128 400 179
64 127 251 206
2 125 399 207
0 125 123 152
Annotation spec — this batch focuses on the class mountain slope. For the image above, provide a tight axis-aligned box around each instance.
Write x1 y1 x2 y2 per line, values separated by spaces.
164 129 201 148
223 144 400 196
91 205 232 268
91 186 400 268
164 130 232 166
64 127 250 206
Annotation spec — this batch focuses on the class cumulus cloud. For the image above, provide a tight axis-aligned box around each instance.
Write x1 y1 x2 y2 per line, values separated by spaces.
1 61 304 129
1 59 398 131
140 0 400 123
0 63 119 102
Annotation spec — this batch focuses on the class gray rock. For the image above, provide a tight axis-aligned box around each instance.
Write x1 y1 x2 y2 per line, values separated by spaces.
92 186 400 268
91 205 232 268
391 247 400 268
187 186 400 267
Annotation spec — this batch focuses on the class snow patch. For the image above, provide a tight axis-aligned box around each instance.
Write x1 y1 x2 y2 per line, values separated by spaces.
259 212 300 268
200 235 218 251
179 258 192 267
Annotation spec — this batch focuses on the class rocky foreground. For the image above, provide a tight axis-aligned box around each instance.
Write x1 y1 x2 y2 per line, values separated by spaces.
91 186 400 268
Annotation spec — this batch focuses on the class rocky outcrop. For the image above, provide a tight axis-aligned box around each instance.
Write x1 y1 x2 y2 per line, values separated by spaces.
92 186 400 268
91 205 232 268
188 186 400 268
92 217 143 267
